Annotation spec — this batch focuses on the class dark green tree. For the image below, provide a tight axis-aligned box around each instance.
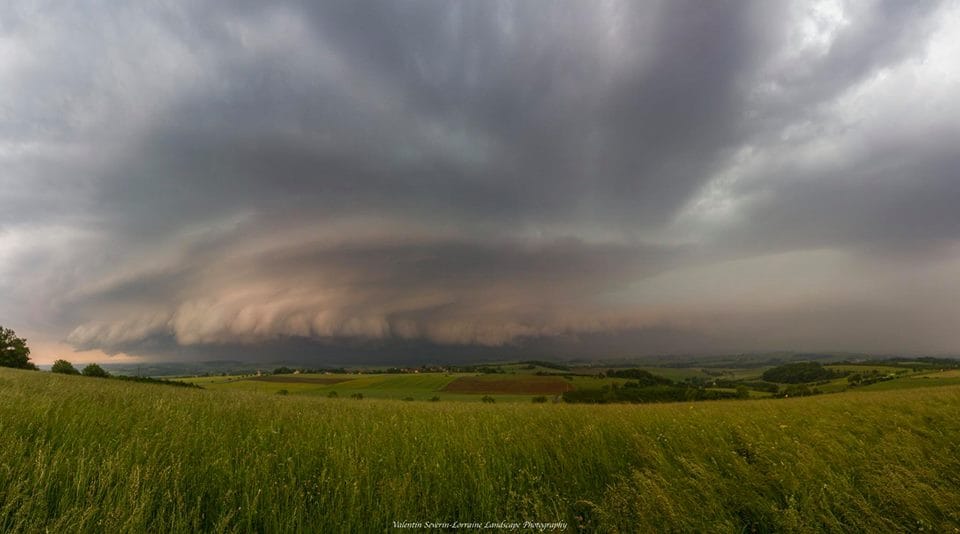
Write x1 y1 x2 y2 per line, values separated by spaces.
0 326 37 370
81 363 110 378
762 362 842 384
51 359 80 375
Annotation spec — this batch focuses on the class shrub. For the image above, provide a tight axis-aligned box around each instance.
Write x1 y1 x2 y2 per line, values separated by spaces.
481 396 495 403
429 396 441 402
762 362 843 384
327 391 338 398
564 385 739 404
350 393 363 400
780 384 820 398
532 396 548 403
605 369 672 386
81 364 110 378
275 389 289 396
51 359 80 375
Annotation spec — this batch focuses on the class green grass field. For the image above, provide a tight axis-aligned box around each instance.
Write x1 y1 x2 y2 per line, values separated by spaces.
2 367 960 532
855 373 960 391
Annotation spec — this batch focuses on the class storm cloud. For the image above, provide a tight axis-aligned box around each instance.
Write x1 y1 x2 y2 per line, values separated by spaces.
2 0 959 363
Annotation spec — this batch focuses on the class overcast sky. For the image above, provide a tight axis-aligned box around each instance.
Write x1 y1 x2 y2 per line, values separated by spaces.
3 0 960 364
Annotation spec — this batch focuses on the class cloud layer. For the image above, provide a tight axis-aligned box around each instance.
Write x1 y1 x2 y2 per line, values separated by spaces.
2 0 960 362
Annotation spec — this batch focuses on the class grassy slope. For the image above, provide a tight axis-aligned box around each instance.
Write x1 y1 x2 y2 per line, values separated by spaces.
182 373 462 399
2 368 959 532
855 373 960 391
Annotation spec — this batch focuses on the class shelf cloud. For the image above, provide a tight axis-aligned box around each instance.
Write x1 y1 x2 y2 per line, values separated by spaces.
2 0 959 362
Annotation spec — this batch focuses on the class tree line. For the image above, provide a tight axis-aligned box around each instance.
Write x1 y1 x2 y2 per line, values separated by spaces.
1 325 197 388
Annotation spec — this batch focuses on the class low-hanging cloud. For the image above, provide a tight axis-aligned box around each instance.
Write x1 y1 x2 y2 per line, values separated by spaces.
3 0 960 362
64 235 684 351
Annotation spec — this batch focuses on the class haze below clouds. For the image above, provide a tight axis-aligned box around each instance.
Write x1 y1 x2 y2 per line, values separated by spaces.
2 0 959 364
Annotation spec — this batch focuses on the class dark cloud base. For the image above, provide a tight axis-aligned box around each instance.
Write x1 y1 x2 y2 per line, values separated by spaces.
96 327 728 366
2 0 959 362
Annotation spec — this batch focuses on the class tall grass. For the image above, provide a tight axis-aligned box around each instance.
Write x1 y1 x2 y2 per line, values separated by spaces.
1 368 959 532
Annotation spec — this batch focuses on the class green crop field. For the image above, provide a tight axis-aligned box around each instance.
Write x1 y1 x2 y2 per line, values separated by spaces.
855 373 960 391
2 367 960 532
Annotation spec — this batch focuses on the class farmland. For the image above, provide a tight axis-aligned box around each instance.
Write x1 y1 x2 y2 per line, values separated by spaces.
181 370 726 402
173 358 960 404
2 366 960 532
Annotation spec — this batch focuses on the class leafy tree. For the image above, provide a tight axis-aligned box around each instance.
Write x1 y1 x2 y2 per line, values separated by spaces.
0 326 37 370
761 362 843 384
605 369 673 386
779 384 821 398
51 359 80 375
81 363 110 378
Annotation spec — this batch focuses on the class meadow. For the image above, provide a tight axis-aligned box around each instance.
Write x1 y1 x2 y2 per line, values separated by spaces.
2 367 960 532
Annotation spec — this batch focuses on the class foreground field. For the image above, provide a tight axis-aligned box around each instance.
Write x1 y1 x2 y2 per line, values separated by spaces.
2 368 959 532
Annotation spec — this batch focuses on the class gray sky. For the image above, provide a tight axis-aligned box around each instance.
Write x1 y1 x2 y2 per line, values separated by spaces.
2 0 959 364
